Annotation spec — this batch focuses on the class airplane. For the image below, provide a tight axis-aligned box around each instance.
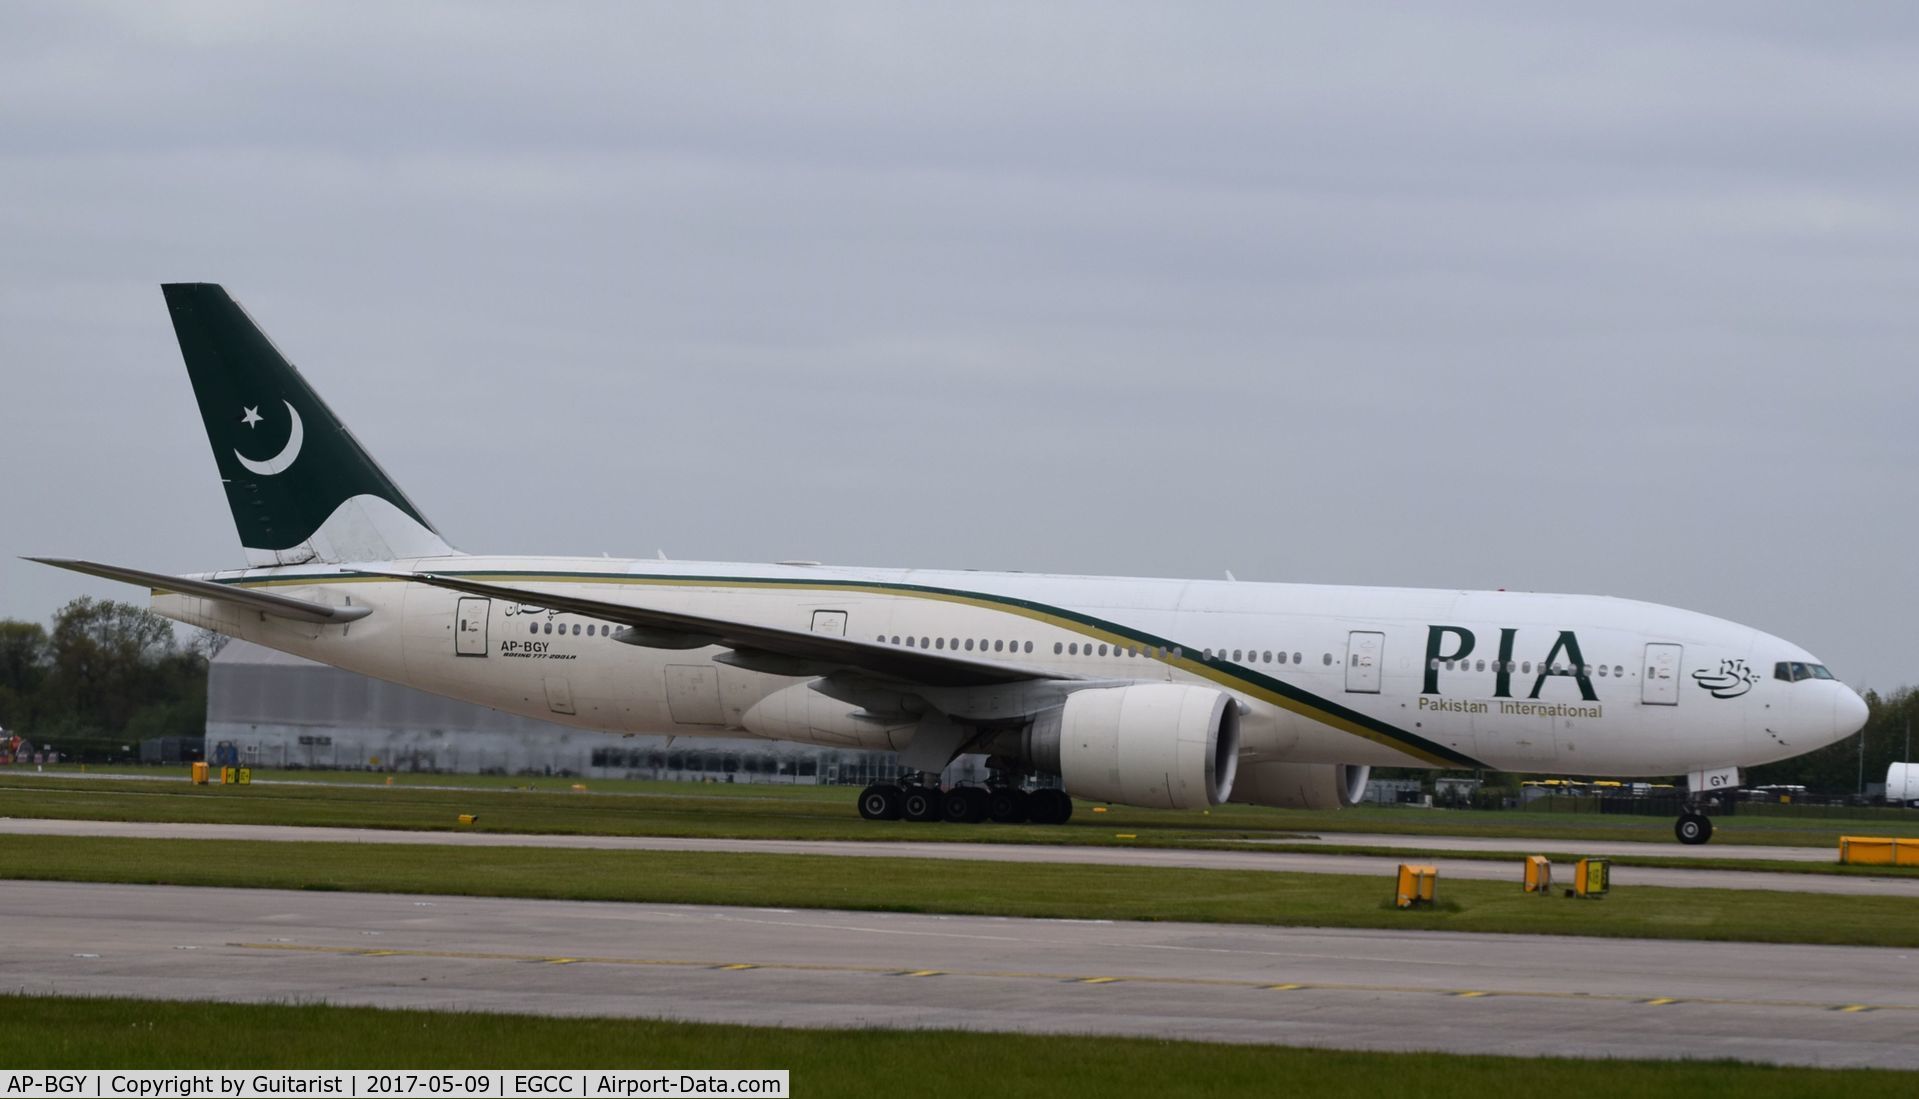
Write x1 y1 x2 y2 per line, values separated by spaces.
30 284 1869 844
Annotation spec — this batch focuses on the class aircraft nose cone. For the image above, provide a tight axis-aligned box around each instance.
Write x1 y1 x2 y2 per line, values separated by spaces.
1835 686 1869 740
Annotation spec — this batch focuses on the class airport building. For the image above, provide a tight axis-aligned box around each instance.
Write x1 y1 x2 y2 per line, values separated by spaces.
206 639 976 784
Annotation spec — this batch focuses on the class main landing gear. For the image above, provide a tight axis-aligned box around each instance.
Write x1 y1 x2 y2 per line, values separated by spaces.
857 779 1072 825
1674 811 1713 845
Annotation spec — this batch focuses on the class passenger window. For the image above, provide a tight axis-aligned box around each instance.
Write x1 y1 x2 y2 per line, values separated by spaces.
994 640 1005 652
1097 644 1108 656
890 635 900 645
935 638 945 650
1293 652 1302 665
1053 642 1063 655
1474 660 1484 672
1615 665 1624 677
1322 653 1332 666
543 622 553 634
530 623 539 635
1024 641 1033 653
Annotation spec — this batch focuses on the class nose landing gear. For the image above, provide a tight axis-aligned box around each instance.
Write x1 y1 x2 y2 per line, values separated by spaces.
1674 811 1713 845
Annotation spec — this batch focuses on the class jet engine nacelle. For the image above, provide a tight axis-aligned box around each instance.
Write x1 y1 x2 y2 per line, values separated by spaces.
1229 760 1370 811
1010 684 1241 810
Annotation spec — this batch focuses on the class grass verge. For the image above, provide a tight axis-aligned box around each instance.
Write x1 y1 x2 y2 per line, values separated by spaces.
11 770 1918 854
1 995 1913 1095
4 835 1916 947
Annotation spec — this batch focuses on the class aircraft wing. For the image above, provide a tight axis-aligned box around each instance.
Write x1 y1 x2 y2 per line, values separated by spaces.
375 570 1068 688
27 558 372 625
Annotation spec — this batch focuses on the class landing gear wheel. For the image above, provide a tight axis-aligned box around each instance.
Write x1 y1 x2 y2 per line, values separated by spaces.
858 784 903 821
901 786 941 822
1026 788 1073 825
987 788 1027 824
940 786 989 823
1675 812 1713 845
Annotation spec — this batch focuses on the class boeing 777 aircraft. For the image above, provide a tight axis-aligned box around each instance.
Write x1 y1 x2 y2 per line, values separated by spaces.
32 284 1869 843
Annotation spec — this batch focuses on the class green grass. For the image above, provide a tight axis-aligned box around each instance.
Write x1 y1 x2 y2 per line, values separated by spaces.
14 769 1918 854
1 995 1911 1095
5 835 1917 948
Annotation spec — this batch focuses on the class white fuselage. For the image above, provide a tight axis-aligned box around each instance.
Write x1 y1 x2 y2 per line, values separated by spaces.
153 555 1865 779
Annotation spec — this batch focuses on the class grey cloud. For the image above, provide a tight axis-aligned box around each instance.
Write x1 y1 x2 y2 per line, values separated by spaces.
1 2 1914 689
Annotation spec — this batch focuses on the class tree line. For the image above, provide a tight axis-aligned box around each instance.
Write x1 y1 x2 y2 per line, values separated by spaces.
0 598 221 761
0 597 1914 792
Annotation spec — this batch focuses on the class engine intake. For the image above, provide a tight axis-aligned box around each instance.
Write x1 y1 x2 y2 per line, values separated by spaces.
1004 684 1240 810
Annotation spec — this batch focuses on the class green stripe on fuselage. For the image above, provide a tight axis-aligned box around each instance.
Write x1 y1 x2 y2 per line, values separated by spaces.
224 569 1485 768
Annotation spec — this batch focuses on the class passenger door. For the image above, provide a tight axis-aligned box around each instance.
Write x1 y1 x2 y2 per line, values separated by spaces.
1643 643 1682 705
1345 631 1384 693
455 597 489 657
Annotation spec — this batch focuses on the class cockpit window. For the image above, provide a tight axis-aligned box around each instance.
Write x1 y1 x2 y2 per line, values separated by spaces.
1774 661 1836 682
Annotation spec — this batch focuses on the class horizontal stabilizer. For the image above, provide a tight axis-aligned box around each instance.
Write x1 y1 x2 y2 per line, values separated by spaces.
25 558 372 625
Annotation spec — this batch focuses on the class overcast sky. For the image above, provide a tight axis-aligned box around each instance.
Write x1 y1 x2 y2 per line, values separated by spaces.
2 2 1915 690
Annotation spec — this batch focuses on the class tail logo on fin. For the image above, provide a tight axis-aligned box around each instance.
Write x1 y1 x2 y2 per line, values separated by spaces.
233 400 304 476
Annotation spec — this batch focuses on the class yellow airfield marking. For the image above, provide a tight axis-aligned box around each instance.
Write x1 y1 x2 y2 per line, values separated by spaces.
228 943 1913 1015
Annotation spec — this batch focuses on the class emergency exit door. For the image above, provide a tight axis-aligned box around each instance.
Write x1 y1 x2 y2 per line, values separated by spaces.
455 598 489 657
1346 631 1384 693
1643 643 1682 705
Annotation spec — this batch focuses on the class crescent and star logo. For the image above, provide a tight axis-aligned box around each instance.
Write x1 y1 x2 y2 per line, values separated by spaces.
1691 658 1758 699
234 400 304 476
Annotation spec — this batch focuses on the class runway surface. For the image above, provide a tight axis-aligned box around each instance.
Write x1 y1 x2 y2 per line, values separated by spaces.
5 817 1915 897
2 880 1915 1068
